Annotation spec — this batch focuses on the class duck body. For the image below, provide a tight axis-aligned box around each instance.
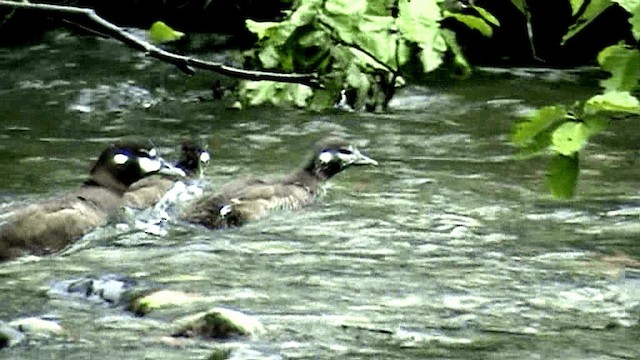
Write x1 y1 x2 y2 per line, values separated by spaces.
183 136 377 229
0 143 185 261
123 141 210 210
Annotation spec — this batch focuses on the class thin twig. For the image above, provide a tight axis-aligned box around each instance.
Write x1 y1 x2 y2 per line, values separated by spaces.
0 0 323 88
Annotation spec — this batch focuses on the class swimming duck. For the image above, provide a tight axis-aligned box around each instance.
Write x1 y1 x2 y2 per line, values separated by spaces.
0 143 185 261
182 135 377 229
123 141 210 210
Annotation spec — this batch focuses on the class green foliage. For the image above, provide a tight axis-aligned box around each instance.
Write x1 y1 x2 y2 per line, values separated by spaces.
547 154 579 199
240 0 498 109
562 0 613 45
238 81 314 107
586 91 640 113
148 21 184 44
597 44 640 92
512 1 640 198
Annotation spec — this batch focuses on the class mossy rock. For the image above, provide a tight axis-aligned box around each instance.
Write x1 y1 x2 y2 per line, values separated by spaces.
128 289 211 316
173 308 265 340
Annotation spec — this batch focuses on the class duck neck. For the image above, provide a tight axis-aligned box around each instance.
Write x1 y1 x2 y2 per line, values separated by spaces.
84 168 128 196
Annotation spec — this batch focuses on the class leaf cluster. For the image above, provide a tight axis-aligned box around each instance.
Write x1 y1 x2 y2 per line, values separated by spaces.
240 0 498 109
512 41 639 198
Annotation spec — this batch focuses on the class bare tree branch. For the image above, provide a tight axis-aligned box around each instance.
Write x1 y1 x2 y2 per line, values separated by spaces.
0 0 323 88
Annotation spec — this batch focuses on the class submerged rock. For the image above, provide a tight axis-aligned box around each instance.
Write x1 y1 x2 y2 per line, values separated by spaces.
50 274 148 308
173 308 265 340
128 289 213 316
8 317 64 337
0 321 25 349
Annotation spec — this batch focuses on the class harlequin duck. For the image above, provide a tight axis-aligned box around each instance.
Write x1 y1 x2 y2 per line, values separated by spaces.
182 135 377 229
0 143 185 261
123 141 210 210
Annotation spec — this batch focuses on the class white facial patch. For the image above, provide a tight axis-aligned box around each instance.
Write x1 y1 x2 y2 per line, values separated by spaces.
318 151 334 164
113 153 129 165
336 146 356 163
148 148 157 158
138 156 162 174
199 151 210 163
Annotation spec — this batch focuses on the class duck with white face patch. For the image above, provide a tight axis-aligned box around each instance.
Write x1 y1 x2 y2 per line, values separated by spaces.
0 142 185 261
123 141 211 210
182 135 377 229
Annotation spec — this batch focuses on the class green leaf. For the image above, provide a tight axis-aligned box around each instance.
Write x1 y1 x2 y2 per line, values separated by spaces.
418 37 446 72
510 0 526 14
597 44 640 92
610 0 640 13
148 21 184 44
585 91 640 113
445 13 493 37
257 45 280 68
550 117 607 156
546 154 579 199
397 0 442 43
440 28 471 76
629 5 640 40
512 106 567 147
471 5 500 26
357 15 401 67
324 0 367 16
245 20 281 40
239 81 313 107
569 0 586 15
562 0 614 45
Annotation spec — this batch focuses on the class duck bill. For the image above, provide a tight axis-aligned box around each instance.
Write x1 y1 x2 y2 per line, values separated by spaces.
352 148 378 166
158 160 187 177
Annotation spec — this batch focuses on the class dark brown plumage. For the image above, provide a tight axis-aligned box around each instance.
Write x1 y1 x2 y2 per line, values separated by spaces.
122 141 210 209
0 143 185 261
182 135 377 229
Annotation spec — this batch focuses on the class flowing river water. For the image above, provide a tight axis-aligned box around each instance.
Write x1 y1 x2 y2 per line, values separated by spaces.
0 32 639 359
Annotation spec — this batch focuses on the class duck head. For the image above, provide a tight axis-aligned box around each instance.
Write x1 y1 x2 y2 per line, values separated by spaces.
305 136 378 180
87 143 186 194
175 141 210 177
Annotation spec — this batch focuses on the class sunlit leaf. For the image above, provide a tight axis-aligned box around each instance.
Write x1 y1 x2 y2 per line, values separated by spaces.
258 45 280 68
610 0 640 13
287 84 314 107
629 5 640 40
551 122 585 156
562 0 613 45
245 20 281 40
585 91 640 114
510 0 526 14
419 38 446 72
471 5 500 26
550 117 607 156
546 154 579 199
397 0 442 43
597 44 640 92
149 21 184 44
324 0 367 16
239 81 313 107
290 0 322 26
569 0 586 15
512 106 567 147
440 28 471 76
445 13 493 37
